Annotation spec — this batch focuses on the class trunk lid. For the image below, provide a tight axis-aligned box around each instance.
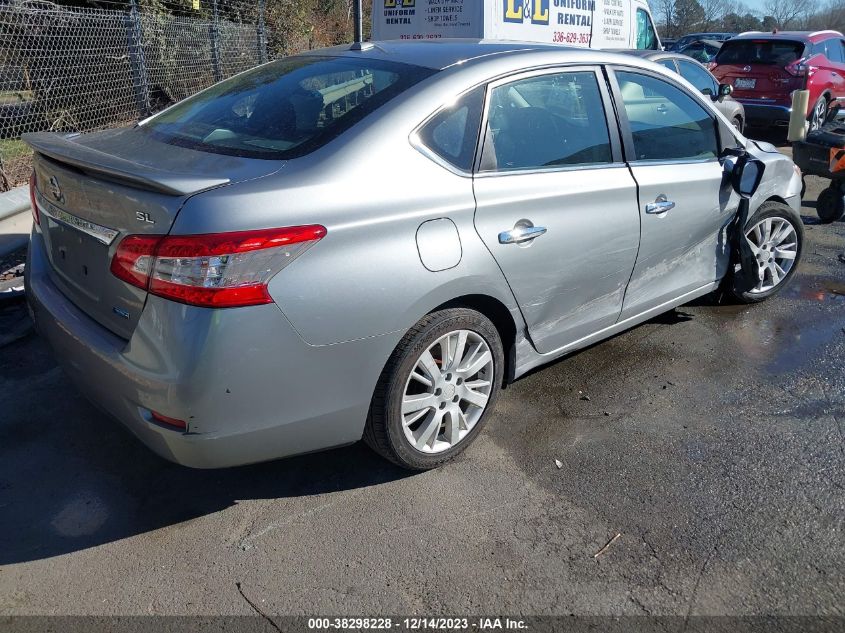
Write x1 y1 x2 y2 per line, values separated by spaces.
25 127 284 339
713 39 807 101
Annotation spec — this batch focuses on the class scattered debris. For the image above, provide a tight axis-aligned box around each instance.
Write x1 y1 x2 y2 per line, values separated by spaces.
603 411 610 417
554 459 563 469
578 390 591 401
594 532 621 559
0 247 26 302
838 253 845 264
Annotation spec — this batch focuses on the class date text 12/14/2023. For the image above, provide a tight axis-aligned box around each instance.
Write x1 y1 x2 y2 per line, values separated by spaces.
306 617 528 630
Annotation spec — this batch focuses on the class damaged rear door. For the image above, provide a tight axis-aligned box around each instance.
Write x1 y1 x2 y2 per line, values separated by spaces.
472 67 641 354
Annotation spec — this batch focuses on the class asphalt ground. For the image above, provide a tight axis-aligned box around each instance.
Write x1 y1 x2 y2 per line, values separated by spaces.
0 138 843 625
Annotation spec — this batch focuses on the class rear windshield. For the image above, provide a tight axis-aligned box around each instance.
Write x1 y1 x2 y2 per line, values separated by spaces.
716 40 805 65
143 56 436 159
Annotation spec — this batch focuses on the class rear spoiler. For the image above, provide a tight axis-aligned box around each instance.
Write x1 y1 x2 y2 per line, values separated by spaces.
21 132 230 196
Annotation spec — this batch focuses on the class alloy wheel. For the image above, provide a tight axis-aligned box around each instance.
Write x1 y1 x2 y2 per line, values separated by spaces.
744 217 798 293
401 330 494 453
810 98 827 132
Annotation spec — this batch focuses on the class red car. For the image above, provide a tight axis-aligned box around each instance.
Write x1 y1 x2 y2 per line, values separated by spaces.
711 30 845 131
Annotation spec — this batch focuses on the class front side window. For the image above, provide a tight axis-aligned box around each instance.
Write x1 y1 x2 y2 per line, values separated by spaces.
482 71 612 171
417 87 484 172
678 60 718 96
144 56 436 159
825 39 845 63
636 9 658 50
616 71 718 162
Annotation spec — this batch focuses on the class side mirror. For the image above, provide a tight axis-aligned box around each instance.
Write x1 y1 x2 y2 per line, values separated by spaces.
731 154 765 198
717 83 733 101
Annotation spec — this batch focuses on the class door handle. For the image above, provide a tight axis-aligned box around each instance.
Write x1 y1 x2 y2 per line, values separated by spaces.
645 195 676 215
498 225 547 244
656 103 668 113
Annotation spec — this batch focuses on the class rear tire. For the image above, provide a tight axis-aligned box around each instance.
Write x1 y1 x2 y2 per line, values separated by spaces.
816 186 845 223
729 201 803 303
731 116 743 133
364 308 504 470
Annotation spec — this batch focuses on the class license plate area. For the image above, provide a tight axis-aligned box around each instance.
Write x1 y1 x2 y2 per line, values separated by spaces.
45 218 109 302
734 78 756 89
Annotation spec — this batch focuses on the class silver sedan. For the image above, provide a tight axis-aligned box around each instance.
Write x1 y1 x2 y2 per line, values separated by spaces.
24 41 804 470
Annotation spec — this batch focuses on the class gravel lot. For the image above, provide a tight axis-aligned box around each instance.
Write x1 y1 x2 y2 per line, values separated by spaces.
0 141 843 622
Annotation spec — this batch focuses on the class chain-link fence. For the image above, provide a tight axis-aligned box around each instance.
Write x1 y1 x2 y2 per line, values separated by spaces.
0 0 269 191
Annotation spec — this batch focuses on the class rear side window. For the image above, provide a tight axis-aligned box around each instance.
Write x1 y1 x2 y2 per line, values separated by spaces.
144 56 436 159
716 40 805 66
417 87 484 172
482 71 612 171
616 71 718 162
658 58 678 73
678 60 718 96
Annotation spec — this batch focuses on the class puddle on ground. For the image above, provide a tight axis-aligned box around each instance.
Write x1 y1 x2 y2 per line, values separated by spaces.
780 277 845 303
713 275 845 375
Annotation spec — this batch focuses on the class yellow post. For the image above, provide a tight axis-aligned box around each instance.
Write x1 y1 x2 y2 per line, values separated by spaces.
788 90 810 142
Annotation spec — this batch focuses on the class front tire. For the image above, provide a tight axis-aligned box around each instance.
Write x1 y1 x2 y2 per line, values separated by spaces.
729 201 803 303
809 96 828 132
364 308 504 470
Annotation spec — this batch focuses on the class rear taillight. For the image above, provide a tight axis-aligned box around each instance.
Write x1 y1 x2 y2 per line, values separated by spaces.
110 234 161 289
785 61 808 77
29 171 39 227
110 225 326 308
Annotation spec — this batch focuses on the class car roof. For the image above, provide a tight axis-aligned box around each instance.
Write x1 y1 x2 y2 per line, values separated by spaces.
732 30 843 43
303 39 644 71
620 50 709 64
679 32 733 38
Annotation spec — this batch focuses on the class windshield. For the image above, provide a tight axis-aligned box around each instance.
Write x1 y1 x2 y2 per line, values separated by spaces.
716 40 805 65
143 56 436 159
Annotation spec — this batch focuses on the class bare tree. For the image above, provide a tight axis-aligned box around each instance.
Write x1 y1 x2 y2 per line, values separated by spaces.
650 0 676 36
763 0 809 28
700 0 729 30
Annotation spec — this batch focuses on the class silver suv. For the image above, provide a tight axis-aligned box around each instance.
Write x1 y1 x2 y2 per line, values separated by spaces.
24 41 804 470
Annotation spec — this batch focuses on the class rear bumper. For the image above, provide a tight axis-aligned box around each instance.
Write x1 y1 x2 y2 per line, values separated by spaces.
738 100 793 126
25 231 396 468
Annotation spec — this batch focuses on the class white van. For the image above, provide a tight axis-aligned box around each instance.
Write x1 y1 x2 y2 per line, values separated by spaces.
372 0 661 50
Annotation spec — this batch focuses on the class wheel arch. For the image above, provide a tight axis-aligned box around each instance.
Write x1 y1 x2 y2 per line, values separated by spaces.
432 293 518 386
809 90 833 117
763 194 789 206
757 195 802 221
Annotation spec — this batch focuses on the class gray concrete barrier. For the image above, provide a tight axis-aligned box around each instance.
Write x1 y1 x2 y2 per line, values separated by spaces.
0 184 31 257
